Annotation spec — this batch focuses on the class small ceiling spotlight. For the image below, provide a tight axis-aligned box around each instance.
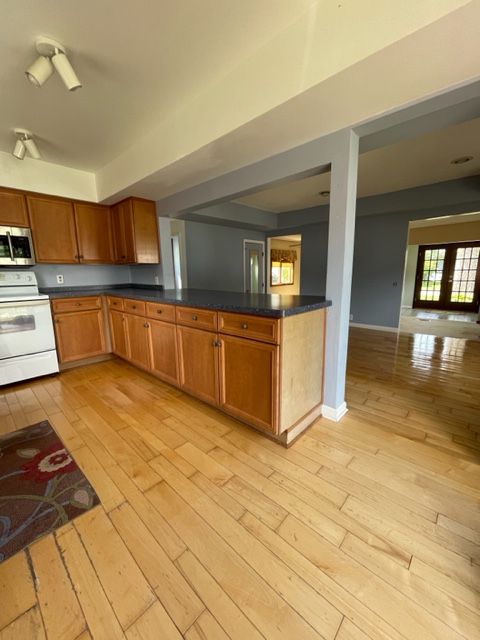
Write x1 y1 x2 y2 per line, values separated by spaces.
450 155 473 165
25 37 82 91
319 190 330 197
13 129 41 160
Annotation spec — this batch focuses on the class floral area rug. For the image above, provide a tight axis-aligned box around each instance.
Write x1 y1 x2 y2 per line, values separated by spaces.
0 420 99 563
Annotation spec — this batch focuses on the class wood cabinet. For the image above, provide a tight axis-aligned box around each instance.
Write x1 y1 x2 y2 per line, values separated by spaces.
109 310 128 359
52 298 106 363
112 197 160 264
0 188 29 227
219 334 278 433
27 195 79 263
176 325 218 406
105 297 326 444
74 203 114 263
125 314 151 370
149 318 178 386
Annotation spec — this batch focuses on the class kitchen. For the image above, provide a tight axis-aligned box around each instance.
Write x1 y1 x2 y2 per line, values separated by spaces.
0 185 330 445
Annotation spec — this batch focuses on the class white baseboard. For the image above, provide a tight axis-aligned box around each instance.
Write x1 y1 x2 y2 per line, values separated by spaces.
350 322 398 333
321 402 348 422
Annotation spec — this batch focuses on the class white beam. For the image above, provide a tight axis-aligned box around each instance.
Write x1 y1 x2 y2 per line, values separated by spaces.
323 130 359 420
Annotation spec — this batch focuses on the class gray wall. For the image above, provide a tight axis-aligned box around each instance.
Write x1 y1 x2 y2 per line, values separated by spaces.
33 264 131 288
185 221 265 292
268 177 480 327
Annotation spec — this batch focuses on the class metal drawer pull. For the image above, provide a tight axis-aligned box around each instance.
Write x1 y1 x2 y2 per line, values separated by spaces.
144 322 150 328
132 305 137 309
241 323 248 329
156 309 162 314
191 314 198 321
75 302 81 306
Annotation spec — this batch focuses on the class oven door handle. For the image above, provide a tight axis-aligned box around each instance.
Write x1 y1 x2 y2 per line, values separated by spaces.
6 231 15 262
0 300 50 309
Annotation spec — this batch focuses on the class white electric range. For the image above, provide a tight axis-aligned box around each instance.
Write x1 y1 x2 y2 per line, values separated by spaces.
0 270 59 385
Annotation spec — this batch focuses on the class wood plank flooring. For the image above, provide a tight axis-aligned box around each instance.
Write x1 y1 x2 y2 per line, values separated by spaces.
0 327 479 639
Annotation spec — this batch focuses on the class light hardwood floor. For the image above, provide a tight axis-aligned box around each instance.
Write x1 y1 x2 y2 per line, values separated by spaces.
1 327 479 640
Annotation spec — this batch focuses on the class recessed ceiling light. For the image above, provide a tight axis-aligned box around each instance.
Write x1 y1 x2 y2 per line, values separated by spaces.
450 155 473 165
319 190 330 197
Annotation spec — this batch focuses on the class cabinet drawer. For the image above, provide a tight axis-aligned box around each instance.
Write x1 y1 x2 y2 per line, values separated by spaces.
146 302 176 323
124 298 146 316
52 296 102 314
176 306 217 331
107 296 124 311
218 312 279 344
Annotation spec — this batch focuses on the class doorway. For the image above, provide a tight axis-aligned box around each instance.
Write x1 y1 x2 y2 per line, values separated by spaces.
413 242 480 312
243 240 265 293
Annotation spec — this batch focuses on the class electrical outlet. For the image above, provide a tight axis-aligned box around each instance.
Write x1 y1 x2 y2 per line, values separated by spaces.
154 275 160 285
56 274 64 284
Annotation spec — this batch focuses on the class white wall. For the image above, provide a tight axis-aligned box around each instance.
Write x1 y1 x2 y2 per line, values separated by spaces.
0 151 97 201
401 244 419 308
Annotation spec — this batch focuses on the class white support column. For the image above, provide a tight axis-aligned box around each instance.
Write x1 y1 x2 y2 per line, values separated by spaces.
323 130 359 421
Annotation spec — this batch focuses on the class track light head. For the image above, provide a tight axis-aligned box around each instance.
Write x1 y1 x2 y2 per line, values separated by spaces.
25 37 82 91
13 140 26 160
13 129 41 160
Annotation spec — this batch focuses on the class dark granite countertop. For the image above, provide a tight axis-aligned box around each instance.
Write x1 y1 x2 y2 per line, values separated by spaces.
41 284 331 317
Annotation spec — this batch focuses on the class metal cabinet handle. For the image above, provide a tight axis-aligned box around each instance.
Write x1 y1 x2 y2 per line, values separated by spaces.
157 309 162 314
213 340 221 347
241 323 248 330
144 322 150 328
55 318 61 323
132 305 137 309
191 314 198 321
75 302 81 306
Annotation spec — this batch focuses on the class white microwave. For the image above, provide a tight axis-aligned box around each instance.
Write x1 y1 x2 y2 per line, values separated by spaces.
0 226 36 266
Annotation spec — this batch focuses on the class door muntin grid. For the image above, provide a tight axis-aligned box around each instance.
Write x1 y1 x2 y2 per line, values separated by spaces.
449 246 480 304
419 248 446 302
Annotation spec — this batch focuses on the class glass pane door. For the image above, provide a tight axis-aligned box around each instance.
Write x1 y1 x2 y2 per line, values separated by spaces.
448 245 480 308
414 242 480 311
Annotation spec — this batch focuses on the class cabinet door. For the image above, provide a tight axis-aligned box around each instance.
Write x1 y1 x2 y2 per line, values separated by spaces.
149 318 178 386
131 198 160 263
112 200 135 263
219 334 278 433
0 189 29 226
54 310 106 363
109 310 128 359
176 325 218 405
27 195 78 263
125 313 151 370
74 203 114 263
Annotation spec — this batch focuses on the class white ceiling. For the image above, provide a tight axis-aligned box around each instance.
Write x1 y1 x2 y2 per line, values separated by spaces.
235 117 480 212
0 0 312 170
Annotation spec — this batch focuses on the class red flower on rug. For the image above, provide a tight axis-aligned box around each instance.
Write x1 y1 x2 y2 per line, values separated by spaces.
21 445 76 483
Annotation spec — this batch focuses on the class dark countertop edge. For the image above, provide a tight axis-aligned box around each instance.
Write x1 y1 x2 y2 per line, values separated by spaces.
42 286 332 318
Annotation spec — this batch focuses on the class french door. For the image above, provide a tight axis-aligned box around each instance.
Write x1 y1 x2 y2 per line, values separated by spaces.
413 242 480 311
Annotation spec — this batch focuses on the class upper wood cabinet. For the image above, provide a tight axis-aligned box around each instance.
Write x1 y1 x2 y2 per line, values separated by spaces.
112 197 160 264
27 195 79 263
74 203 114 264
0 188 29 227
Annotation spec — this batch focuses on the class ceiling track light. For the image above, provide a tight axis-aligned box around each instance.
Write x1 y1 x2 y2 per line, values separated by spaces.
13 129 41 160
25 37 82 91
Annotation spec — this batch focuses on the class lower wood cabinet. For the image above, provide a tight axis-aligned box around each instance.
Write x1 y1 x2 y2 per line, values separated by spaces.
125 314 151 370
149 318 178 386
109 310 128 359
54 309 106 363
219 334 278 433
176 325 218 406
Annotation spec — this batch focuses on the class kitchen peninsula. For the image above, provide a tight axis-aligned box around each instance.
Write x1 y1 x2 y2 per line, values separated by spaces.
45 286 331 445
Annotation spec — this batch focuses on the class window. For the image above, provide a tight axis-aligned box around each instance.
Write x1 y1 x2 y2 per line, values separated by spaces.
271 260 294 286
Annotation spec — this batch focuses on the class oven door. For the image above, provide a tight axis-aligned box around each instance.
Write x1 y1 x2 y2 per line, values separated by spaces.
0 299 55 359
